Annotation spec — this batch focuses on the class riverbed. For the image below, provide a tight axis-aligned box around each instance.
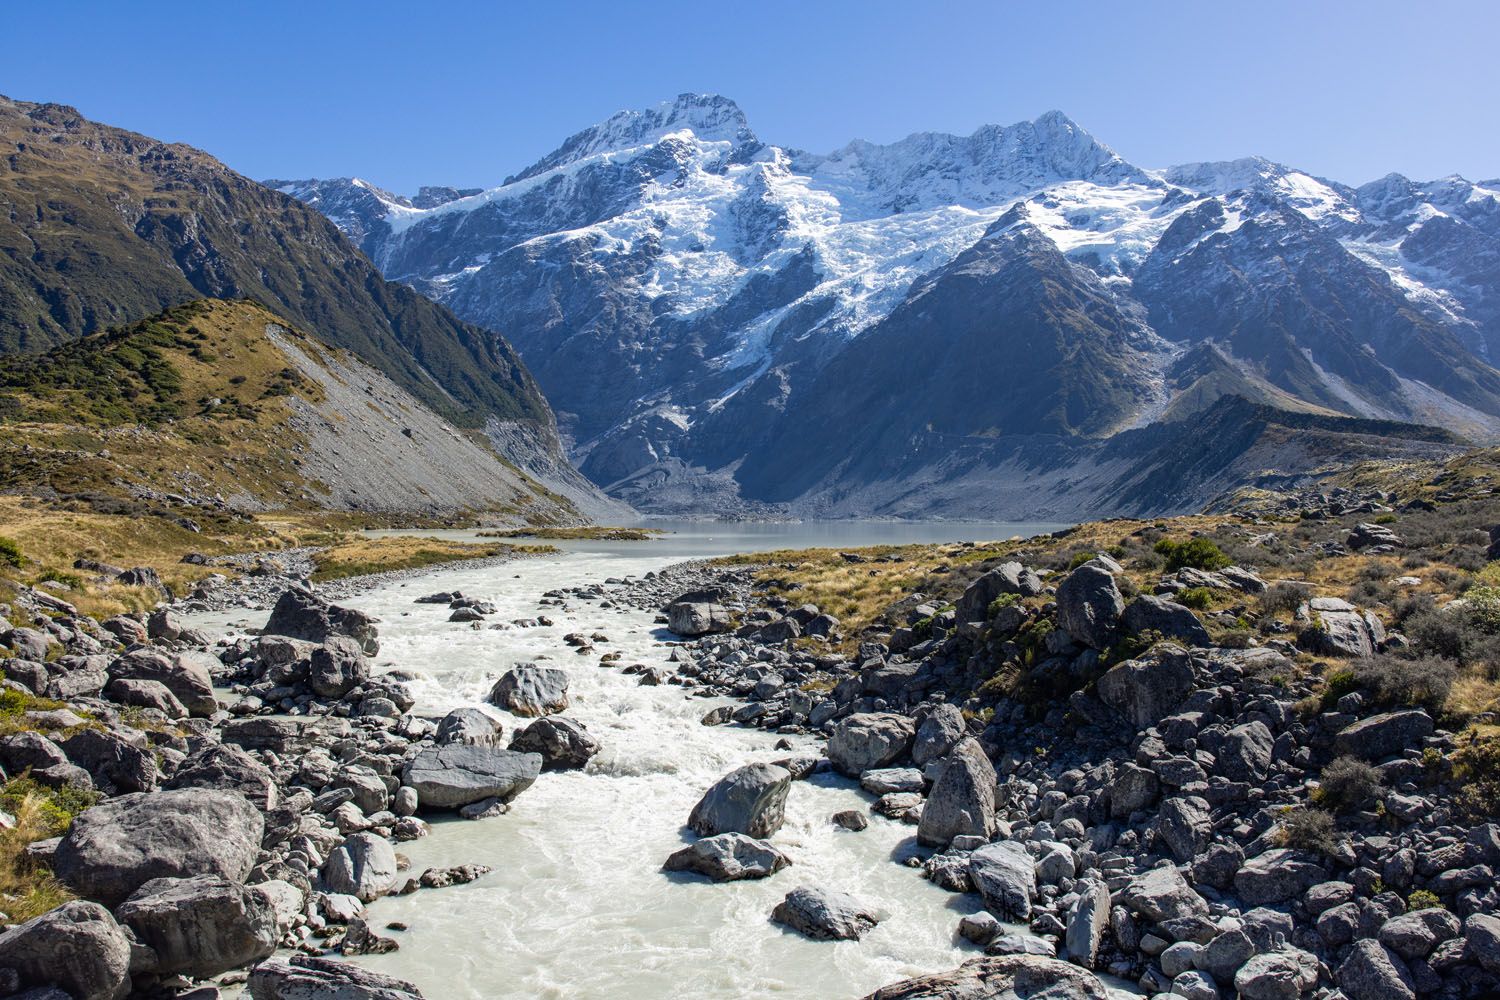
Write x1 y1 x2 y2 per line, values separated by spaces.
214 520 1068 998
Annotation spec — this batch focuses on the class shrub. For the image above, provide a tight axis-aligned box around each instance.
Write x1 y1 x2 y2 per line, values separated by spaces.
1320 668 1359 708
1315 756 1383 813
1407 889 1444 911
0 537 21 569
1154 537 1232 573
1067 550 1097 571
0 776 99 838
1260 581 1312 617
1452 736 1500 822
1177 587 1214 610
1353 653 1458 712
1278 807 1341 855
987 593 1020 618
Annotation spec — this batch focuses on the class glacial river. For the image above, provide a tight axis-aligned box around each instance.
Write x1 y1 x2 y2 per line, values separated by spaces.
215 520 1067 998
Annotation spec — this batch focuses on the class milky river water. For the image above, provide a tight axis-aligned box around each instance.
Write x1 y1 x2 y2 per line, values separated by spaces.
208 521 1067 999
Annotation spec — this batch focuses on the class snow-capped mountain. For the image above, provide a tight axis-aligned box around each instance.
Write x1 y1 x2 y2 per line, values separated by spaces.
274 94 1500 518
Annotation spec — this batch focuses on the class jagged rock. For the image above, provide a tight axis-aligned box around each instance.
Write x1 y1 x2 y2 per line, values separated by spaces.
0 901 130 1000
666 601 731 637
771 886 882 941
247 955 424 999
663 833 791 881
862 955 1110 1000
1234 849 1327 905
508 716 600 770
1154 795 1211 862
59 729 157 794
323 832 398 903
1348 521 1403 550
968 841 1035 921
263 587 379 656
687 763 791 838
166 743 278 810
1095 645 1193 729
1120 866 1207 923
401 745 541 810
308 637 370 699
1120 595 1210 646
107 648 217 716
1336 939 1415 1000
917 738 996 847
1298 597 1383 658
1055 564 1124 650
1065 878 1110 971
1233 948 1320 1000
1217 721 1274 782
115 874 277 978
827 712 915 777
912 703 967 767
435 706 505 747
54 788 264 906
487 663 570 717
1334 709 1435 762
957 562 1043 622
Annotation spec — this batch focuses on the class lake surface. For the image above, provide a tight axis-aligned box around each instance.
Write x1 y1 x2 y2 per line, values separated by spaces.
213 520 1070 998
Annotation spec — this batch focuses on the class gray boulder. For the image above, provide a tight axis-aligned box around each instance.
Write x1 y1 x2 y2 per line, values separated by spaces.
1154 795 1211 862
1299 597 1382 658
248 955 424 999
1217 721 1274 782
323 833 398 903
166 743 279 809
59 729 157 794
1334 710 1435 762
1465 912 1500 974
508 716 600 770
1055 564 1124 650
488 663 569 717
1234 849 1327 906
827 712 915 777
107 648 217 717
688 763 791 838
912 703 967 767
1120 866 1207 923
667 601 731 637
263 587 379 656
1120 595 1210 646
957 562 1042 622
1336 939 1415 1000
1379 908 1460 960
1065 878 1110 970
54 788 264 906
401 744 541 809
968 841 1035 921
1234 948 1320 1000
0 901 130 1000
663 833 791 882
308 638 369 699
917 738 996 847
435 706 504 747
115 874 277 978
104 678 187 719
1095 645 1194 729
861 955 1110 1000
771 886 883 941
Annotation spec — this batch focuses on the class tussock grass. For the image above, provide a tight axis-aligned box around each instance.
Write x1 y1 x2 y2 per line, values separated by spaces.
309 536 553 582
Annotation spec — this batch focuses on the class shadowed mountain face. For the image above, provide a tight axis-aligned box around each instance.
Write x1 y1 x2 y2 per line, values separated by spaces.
272 95 1500 517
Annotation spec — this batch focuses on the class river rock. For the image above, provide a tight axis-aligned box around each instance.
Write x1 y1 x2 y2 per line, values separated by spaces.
488 663 570 717
54 788 263 906
667 601 732 637
263 587 379 655
323 832 398 903
1095 645 1194 729
435 707 505 747
862 955 1110 1000
663 833 791 881
912 703 967 767
688 763 791 838
114 874 277 978
248 955 424 999
107 648 217 717
968 841 1034 921
166 743 279 810
508 716 600 770
827 713 915 777
1055 563 1124 650
917 738 996 847
308 637 370 699
771 886 883 941
0 901 131 1000
401 744 542 809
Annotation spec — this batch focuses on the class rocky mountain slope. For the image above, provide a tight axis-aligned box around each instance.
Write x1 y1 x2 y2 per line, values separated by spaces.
0 95 622 520
281 95 1500 518
0 299 578 522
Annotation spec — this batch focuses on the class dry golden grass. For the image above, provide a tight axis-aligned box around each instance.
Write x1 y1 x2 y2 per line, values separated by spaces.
478 526 662 541
308 535 554 582
0 791 77 922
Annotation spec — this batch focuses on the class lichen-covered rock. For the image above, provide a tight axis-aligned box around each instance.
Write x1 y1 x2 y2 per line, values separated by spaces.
115 874 277 978
0 901 131 1000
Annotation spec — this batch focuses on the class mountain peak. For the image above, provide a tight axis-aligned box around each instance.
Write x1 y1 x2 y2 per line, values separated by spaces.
506 92 756 185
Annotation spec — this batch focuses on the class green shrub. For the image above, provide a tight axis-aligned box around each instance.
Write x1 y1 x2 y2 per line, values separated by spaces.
1177 587 1214 610
1352 653 1457 712
0 776 100 837
1320 668 1359 708
1154 537 1232 573
1407 889 1444 911
0 537 22 569
1067 550 1097 571
1314 755 1383 813
1278 807 1340 855
1452 737 1500 822
986 593 1020 617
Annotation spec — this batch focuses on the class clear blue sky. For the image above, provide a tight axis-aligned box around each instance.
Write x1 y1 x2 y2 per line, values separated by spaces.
3 1 1495 194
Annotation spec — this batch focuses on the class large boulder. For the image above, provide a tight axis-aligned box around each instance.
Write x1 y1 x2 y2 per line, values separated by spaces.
401 744 541 809
827 713 915 777
308 637 370 699
1095 645 1194 729
1120 596 1210 647
957 562 1043 622
1336 939 1415 1000
0 900 131 1000
1234 948 1321 1000
771 885 883 941
508 717 600 770
1298 597 1382 658
1154 795 1211 862
1065 879 1111 971
687 763 791 838
1217 721 1274 782
58 729 157 794
968 841 1035 921
1234 849 1327 906
323 832 398 903
667 601 732 637
1119 866 1207 923
917 738 996 847
1055 564 1124 650
912 703 967 767
248 955 424 999
487 663 570 717
1464 912 1500 974
53 788 264 907
107 648 217 717
662 833 791 882
105 677 188 719
863 955 1110 1000
263 587 379 656
115 874 277 978
1334 710 1435 762
435 707 505 747
165 742 279 809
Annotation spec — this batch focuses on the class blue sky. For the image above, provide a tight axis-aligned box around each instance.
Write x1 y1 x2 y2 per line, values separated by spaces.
3 1 1495 194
